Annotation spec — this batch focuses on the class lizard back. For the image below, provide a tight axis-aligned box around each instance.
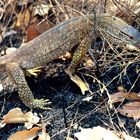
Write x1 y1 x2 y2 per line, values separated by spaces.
16 15 95 69
0 14 140 69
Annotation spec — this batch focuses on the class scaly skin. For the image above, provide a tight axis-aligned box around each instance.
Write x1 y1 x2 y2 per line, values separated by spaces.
0 13 140 109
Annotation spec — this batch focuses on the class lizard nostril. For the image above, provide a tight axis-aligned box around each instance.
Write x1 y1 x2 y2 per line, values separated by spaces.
0 84 3 92
129 36 134 39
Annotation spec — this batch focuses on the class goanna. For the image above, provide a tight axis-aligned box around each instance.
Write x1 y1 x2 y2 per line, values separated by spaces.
0 13 140 110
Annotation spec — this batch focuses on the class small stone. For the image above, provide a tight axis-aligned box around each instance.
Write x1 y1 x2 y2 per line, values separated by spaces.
6 47 17 54
0 84 3 92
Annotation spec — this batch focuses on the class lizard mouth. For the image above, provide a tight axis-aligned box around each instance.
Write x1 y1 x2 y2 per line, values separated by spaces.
121 26 140 48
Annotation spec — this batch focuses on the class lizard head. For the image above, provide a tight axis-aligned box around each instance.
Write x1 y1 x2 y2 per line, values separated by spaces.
98 14 140 47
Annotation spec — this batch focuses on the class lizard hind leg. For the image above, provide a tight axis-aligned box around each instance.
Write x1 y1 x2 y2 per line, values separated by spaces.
5 62 50 110
68 31 95 74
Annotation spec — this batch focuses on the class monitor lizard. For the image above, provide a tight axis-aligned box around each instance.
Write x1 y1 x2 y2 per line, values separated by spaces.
0 13 140 110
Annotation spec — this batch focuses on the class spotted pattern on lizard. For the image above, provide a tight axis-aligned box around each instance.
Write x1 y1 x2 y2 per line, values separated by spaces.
0 13 140 109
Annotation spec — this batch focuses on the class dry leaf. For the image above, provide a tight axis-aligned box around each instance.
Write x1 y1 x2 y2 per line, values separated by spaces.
26 23 40 41
83 57 95 68
8 124 50 140
118 102 140 119
75 126 139 140
119 132 139 140
3 108 26 123
110 92 140 104
8 127 41 140
66 137 74 140
24 112 40 129
16 8 32 29
26 19 53 41
75 126 121 140
38 125 50 140
65 70 89 95
0 108 40 128
109 92 126 103
34 3 49 16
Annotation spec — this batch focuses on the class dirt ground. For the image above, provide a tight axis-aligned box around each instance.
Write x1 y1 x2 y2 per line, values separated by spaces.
0 52 139 139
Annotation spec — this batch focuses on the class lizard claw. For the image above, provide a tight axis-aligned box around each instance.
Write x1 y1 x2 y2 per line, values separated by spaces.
32 98 51 110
